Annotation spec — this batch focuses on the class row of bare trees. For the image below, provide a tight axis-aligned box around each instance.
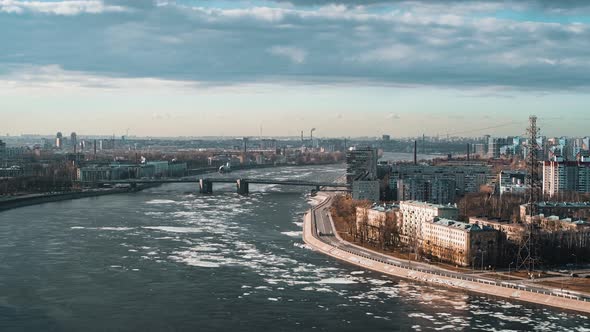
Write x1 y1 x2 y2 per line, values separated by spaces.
331 195 401 250
458 191 590 222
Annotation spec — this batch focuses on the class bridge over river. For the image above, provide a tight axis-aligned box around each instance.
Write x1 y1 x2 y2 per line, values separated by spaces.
85 178 350 195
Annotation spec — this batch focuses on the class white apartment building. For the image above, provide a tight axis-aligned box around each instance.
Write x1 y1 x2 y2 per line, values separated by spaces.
398 201 459 244
421 218 498 267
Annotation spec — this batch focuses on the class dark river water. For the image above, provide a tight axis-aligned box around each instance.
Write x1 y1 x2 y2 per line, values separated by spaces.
0 164 588 331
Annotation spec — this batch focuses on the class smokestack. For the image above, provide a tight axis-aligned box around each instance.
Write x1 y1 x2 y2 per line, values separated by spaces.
93 139 97 159
414 140 417 165
467 143 470 161
301 131 304 142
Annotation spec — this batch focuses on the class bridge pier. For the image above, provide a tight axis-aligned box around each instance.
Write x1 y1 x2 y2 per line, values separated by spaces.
236 179 249 196
199 179 213 194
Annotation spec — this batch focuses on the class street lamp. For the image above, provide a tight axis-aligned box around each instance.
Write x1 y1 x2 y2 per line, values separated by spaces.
509 262 514 275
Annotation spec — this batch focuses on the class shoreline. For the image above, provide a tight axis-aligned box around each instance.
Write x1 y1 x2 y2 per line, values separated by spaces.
0 186 155 212
302 193 590 315
0 163 344 213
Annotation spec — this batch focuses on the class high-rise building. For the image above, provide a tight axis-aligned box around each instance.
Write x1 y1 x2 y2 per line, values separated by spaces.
487 137 508 159
346 147 378 184
473 143 487 157
70 132 78 150
543 156 590 197
55 132 63 149
0 140 6 166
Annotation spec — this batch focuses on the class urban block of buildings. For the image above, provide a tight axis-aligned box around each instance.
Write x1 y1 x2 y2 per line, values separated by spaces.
387 162 491 204
356 201 499 268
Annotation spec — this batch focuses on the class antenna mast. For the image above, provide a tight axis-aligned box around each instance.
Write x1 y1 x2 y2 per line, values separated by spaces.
517 115 540 272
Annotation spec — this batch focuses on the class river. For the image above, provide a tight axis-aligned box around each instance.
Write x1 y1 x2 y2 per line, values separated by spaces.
0 164 588 331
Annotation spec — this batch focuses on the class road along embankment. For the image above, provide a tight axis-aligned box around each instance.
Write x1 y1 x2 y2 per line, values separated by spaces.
302 196 590 315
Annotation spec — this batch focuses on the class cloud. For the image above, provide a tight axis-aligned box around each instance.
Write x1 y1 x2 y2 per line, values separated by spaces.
0 0 128 15
386 113 401 120
0 65 201 93
151 112 173 120
268 45 307 64
1 0 590 91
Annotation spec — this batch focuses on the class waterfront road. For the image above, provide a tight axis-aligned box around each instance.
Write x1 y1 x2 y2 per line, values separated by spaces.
313 195 444 274
311 194 590 302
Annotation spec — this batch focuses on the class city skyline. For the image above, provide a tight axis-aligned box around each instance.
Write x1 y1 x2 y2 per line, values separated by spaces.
3 1 590 329
2 0 590 136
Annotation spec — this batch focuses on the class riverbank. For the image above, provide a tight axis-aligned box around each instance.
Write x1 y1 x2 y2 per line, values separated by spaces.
187 161 344 176
0 186 154 212
302 193 590 315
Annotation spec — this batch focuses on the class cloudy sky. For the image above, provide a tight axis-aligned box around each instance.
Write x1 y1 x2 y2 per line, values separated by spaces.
1 0 590 138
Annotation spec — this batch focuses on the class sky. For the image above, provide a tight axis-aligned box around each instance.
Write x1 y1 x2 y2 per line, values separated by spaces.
1 0 590 138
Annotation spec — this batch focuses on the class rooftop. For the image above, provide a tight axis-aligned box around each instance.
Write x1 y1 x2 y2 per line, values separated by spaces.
369 203 399 212
401 200 458 210
537 214 588 225
432 218 492 232
536 202 590 208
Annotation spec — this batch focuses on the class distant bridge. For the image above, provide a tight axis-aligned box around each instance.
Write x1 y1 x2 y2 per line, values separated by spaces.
85 178 350 195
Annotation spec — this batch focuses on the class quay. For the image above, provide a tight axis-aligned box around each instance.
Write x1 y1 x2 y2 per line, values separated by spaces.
302 193 590 315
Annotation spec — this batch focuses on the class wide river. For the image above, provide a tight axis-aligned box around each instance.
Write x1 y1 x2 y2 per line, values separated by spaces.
0 163 588 331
